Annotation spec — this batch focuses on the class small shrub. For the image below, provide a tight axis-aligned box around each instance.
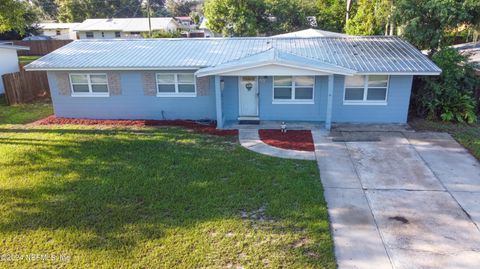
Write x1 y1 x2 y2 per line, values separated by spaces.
418 48 479 124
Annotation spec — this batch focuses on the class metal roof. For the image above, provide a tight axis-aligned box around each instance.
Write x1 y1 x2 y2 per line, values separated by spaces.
25 36 441 75
73 18 178 32
273 28 349 38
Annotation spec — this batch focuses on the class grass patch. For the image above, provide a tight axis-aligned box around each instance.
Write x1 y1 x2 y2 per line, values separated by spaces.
410 118 480 160
0 94 53 124
0 125 334 268
18 56 42 65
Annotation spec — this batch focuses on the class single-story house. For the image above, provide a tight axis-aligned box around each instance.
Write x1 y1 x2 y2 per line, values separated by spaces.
0 42 29 93
38 22 80 40
73 18 180 39
25 37 441 129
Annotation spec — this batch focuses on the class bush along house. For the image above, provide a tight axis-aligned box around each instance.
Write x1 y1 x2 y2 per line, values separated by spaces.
25 37 441 129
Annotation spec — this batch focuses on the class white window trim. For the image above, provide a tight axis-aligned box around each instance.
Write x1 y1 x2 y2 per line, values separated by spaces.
156 73 197 97
272 76 315 104
69 73 110 97
343 75 389 105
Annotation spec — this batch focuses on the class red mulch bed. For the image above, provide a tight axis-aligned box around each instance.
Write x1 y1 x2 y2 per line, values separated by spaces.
33 116 238 137
259 129 314 152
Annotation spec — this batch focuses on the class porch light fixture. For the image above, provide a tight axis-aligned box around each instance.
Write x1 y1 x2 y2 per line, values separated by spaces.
245 82 253 91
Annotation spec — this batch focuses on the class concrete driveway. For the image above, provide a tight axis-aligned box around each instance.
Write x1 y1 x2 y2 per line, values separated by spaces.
313 130 480 269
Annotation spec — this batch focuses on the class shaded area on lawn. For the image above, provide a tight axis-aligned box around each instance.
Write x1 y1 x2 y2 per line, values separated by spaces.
259 129 315 152
0 126 334 268
0 94 53 125
410 119 480 160
35 116 238 136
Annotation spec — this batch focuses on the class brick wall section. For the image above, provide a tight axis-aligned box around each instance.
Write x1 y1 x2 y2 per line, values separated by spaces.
107 72 121 95
143 72 156 96
56 72 71 96
196 76 210 96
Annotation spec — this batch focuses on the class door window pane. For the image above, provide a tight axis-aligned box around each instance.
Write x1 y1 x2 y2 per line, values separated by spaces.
345 75 365 88
345 88 364 101
367 88 387 101
295 88 313 99
274 76 292 87
274 87 292 99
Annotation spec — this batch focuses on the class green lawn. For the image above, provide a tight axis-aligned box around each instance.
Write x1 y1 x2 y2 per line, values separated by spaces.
0 94 53 124
410 119 480 160
18 56 42 65
0 120 334 267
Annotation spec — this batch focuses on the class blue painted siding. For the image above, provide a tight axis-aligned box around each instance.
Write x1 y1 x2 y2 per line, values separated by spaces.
47 71 413 125
47 71 217 120
331 75 413 123
258 76 327 121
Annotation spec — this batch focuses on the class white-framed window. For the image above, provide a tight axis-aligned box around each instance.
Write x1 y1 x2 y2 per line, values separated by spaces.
272 76 314 104
85 32 94 38
156 73 196 97
69 73 109 97
115 31 121 38
344 75 389 105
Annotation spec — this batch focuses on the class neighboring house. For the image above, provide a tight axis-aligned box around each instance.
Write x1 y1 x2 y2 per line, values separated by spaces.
38 23 80 40
74 18 180 39
199 18 221 38
0 42 29 94
175 16 196 30
273 28 349 38
25 37 441 129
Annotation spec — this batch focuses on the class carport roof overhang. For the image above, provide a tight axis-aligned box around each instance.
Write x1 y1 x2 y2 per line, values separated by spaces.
195 49 358 77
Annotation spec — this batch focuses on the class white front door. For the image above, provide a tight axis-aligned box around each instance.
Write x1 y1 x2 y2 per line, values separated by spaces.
238 76 258 117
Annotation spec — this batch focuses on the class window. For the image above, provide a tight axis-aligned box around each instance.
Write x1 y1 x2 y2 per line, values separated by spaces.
85 32 94 38
344 75 388 105
273 76 314 103
69 74 109 97
115 31 121 38
130 32 141 35
56 30 61 36
101 32 105 37
156 73 196 97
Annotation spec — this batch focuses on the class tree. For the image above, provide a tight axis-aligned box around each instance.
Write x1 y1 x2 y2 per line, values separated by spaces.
166 0 198 16
316 0 347 33
32 0 59 20
345 0 391 35
204 0 268 36
0 0 39 34
416 48 478 123
264 0 311 35
393 0 476 55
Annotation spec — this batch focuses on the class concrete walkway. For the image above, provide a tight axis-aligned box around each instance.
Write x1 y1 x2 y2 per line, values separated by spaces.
238 129 316 160
313 130 480 269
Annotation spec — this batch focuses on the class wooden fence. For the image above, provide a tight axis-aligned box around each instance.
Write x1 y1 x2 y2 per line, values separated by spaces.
13 40 72 56
2 70 50 105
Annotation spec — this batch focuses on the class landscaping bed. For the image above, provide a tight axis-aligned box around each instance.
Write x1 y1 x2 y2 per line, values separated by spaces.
259 129 315 152
35 116 238 136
